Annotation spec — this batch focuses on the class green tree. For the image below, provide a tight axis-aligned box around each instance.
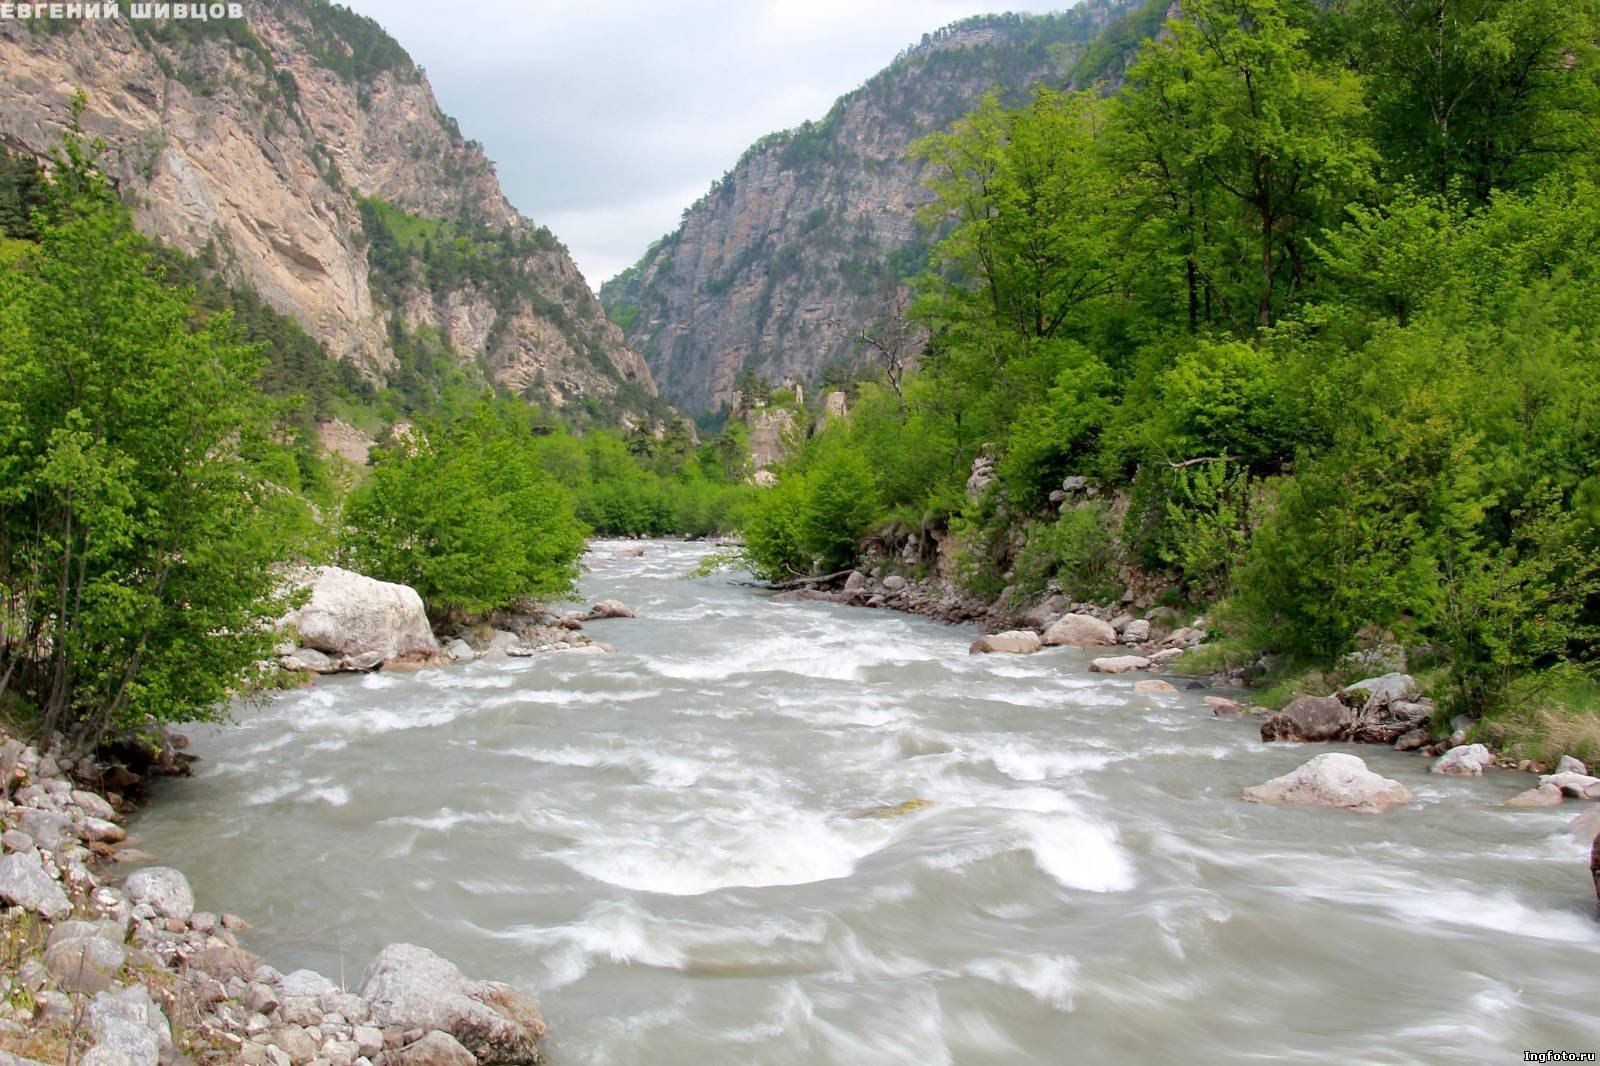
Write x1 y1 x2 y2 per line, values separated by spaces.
341 403 586 618
0 135 297 748
1350 0 1600 203
1116 0 1373 330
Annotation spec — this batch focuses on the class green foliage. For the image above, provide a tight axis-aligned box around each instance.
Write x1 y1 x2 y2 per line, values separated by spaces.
341 402 586 618
741 474 812 581
0 149 45 241
1013 502 1121 602
798 448 880 573
1157 461 1259 600
0 129 304 747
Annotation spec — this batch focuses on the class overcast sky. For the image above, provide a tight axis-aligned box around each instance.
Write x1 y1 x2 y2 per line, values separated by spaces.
340 0 1073 289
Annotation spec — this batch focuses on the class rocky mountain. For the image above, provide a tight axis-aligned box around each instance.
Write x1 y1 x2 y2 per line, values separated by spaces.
600 0 1165 414
0 2 657 417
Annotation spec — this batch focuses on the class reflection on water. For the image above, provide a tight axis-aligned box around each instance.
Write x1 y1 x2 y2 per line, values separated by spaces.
135 541 1600 1064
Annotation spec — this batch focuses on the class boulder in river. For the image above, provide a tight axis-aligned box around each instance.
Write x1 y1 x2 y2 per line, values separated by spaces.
970 631 1042 655
1505 783 1563 808
1242 752 1414 814
285 567 442 671
1541 772 1600 799
1432 744 1494 776
1260 695 1351 743
583 600 637 620
1134 679 1178 695
1339 673 1418 712
1089 655 1150 674
1041 613 1117 647
360 942 545 1064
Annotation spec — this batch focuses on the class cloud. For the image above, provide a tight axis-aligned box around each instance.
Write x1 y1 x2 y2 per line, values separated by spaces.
341 0 1071 289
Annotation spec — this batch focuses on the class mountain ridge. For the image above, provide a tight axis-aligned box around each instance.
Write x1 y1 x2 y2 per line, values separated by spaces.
600 0 1163 414
0 1 659 420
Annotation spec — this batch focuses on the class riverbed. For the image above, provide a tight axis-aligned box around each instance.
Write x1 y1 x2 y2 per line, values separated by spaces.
135 540 1600 1063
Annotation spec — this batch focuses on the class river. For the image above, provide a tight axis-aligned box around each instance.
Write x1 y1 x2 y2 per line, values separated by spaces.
134 540 1600 1064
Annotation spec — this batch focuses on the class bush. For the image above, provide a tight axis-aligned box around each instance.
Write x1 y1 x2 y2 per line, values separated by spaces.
1158 460 1260 601
341 403 586 618
1012 501 1121 602
742 474 811 580
0 152 299 747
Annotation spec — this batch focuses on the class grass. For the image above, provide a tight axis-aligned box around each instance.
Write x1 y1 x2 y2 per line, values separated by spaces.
1477 669 1600 768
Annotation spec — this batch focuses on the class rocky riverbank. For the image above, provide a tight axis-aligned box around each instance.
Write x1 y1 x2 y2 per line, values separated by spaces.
0 733 547 1066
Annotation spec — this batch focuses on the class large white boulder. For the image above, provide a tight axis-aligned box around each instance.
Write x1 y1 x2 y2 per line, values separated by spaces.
360 943 545 1064
1041 613 1117 647
1242 753 1414 814
969 631 1042 655
0 850 71 919
286 567 441 671
123 866 194 922
1432 743 1494 776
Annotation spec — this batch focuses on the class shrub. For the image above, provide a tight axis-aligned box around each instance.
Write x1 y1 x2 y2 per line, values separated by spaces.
341 403 585 618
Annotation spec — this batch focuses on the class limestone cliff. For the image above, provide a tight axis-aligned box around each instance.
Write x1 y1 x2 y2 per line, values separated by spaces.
0 2 656 414
600 0 1161 413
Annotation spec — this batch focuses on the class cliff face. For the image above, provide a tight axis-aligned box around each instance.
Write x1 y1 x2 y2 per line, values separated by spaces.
601 1 1156 414
0 3 655 413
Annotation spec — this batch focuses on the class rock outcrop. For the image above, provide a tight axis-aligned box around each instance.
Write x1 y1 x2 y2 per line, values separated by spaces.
970 631 1043 655
1242 753 1415 814
281 567 442 672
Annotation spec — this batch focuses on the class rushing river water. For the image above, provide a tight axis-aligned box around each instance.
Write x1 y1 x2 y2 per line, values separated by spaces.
135 541 1599 1064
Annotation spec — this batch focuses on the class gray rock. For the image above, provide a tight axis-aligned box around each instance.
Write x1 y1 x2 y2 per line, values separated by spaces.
265 1025 319 1063
124 866 194 921
881 575 908 592
45 935 127 994
353 1026 384 1059
1088 655 1150 674
1041 613 1117 647
1542 771 1600 799
1121 618 1151 643
1242 753 1414 814
1133 679 1179 695
443 640 475 663
843 571 866 591
1340 673 1418 712
319 991 369 1024
78 1047 139 1066
282 648 340 674
1 830 34 853
81 817 126 844
1557 755 1589 776
287 566 441 669
246 982 282 1016
17 809 72 851
280 969 338 999
390 1031 476 1066
0 850 71 919
86 990 167 1066
1260 695 1351 743
72 789 118 821
360 943 545 1064
1505 783 1564 808
583 600 636 620
1432 744 1494 776
969 631 1042 655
